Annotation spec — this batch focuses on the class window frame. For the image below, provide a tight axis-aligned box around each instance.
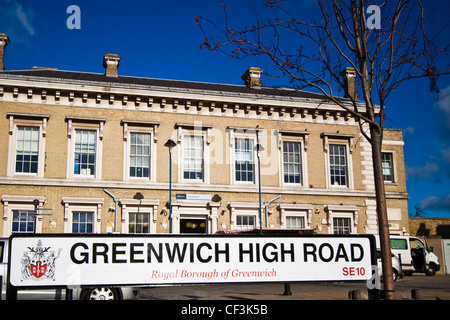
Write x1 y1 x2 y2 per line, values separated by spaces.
129 132 152 179
234 137 255 183
332 217 352 234
282 141 303 185
11 210 36 234
286 216 305 229
128 212 151 234
122 120 159 182
7 113 48 178
322 133 354 189
278 131 309 188
66 117 105 180
73 129 97 177
278 203 313 230
1 195 45 237
325 205 359 235
120 198 159 234
381 151 396 183
236 215 256 230
228 202 260 231
329 144 349 187
182 134 205 182
176 123 211 184
72 211 95 233
62 197 103 234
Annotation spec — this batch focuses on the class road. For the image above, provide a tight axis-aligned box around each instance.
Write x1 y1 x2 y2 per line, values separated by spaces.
137 274 450 300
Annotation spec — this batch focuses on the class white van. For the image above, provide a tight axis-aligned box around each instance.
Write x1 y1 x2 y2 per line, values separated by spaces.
0 238 139 300
375 235 440 276
390 235 440 276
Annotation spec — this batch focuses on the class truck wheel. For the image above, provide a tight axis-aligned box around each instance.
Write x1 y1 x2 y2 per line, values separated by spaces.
82 287 120 300
393 269 399 282
425 264 436 276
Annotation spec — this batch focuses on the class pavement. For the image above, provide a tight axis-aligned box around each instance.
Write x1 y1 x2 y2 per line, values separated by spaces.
137 274 450 300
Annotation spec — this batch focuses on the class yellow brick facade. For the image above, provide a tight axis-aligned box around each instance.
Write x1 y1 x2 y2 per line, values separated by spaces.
0 56 410 237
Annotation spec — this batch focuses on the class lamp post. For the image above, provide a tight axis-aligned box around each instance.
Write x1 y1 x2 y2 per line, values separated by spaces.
164 139 176 233
255 143 264 235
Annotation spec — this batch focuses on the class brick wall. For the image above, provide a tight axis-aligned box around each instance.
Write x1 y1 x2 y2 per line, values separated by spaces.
409 217 450 274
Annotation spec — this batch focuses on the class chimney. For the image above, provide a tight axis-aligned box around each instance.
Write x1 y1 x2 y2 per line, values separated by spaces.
340 67 357 100
241 67 263 89
0 33 10 71
103 53 121 76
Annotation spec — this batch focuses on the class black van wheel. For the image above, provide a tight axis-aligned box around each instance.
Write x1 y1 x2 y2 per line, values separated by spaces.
425 263 437 276
392 269 399 282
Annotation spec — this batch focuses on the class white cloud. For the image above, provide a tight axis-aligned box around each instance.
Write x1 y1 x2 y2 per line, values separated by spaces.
418 194 450 211
436 84 450 136
0 1 36 41
442 147 450 164
406 163 439 180
15 2 35 36
437 85 450 114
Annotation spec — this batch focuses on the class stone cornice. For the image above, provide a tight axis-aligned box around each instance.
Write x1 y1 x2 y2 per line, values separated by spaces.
0 74 372 124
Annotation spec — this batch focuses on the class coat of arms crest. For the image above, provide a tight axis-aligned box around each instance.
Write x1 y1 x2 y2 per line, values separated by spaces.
20 240 61 281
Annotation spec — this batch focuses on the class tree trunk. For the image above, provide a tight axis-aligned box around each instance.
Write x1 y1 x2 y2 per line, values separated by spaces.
370 124 395 300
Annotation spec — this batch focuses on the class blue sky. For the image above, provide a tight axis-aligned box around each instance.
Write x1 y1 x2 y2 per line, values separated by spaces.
1 0 449 218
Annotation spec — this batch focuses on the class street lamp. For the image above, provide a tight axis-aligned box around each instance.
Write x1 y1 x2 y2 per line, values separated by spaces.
103 189 118 233
265 195 281 228
164 139 177 233
255 143 264 235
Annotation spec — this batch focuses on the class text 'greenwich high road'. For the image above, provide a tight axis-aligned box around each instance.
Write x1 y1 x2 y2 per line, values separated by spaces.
70 240 366 265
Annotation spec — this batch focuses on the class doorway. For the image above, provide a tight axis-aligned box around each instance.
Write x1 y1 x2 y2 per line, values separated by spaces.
180 217 207 234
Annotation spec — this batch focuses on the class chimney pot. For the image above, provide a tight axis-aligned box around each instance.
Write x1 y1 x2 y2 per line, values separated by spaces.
340 67 357 100
242 67 263 89
103 53 121 76
0 33 10 71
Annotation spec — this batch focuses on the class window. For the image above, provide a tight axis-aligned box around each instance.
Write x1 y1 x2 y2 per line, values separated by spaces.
391 239 407 250
72 212 94 233
130 133 151 178
7 113 48 178
333 217 351 234
283 141 302 184
235 138 254 182
66 117 104 179
15 126 40 174
286 216 305 229
129 213 150 234
12 210 35 233
329 144 348 186
1 195 45 237
183 135 204 180
382 152 395 182
278 204 312 230
74 130 96 176
180 218 207 234
122 120 158 182
236 215 255 230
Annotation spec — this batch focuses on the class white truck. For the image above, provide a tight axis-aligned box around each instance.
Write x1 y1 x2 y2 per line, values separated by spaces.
376 235 440 276
1 238 139 300
390 235 440 276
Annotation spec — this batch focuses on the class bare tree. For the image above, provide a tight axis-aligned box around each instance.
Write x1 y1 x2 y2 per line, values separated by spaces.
197 0 449 300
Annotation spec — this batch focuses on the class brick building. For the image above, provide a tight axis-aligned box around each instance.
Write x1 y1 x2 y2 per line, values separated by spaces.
0 33 410 237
